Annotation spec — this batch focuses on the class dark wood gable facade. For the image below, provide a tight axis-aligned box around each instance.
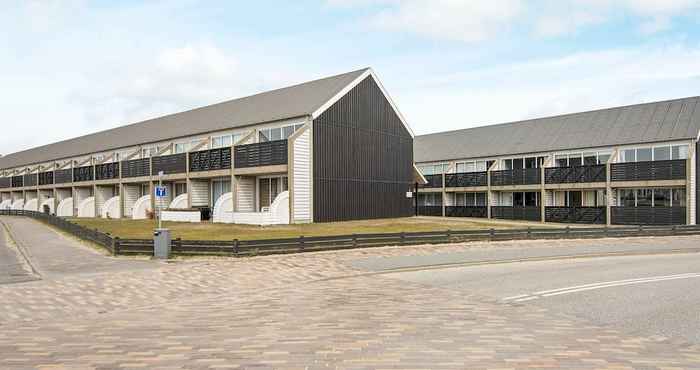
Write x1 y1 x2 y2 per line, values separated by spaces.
313 75 414 222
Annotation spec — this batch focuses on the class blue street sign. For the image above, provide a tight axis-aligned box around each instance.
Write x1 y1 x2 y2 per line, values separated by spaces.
155 186 167 198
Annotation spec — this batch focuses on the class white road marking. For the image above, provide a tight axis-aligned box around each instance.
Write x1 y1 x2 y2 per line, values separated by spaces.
502 272 700 303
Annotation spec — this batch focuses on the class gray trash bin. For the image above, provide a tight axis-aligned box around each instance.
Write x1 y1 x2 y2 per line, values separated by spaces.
153 228 171 259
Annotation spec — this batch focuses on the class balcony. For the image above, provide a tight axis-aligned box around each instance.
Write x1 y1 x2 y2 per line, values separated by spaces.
152 153 186 175
490 168 540 186
95 162 120 180
0 177 10 189
54 169 73 184
121 158 151 178
38 171 54 186
73 166 94 182
446 206 487 218
610 160 686 182
545 164 606 184
190 148 232 172
234 140 287 169
23 174 38 187
418 174 443 189
445 172 487 188
611 206 686 225
11 176 23 188
545 206 606 224
491 206 541 221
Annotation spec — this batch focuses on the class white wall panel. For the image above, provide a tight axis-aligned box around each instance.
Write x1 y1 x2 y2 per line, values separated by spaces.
291 128 312 222
236 177 255 212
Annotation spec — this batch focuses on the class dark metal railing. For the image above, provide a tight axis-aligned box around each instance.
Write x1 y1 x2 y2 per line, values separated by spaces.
545 164 606 184
234 140 287 169
446 206 487 218
610 160 686 182
417 205 443 216
190 147 232 172
152 153 186 175
95 162 120 180
545 206 606 224
419 174 443 188
54 169 73 184
0 177 10 189
73 165 94 182
11 176 23 188
491 206 541 221
23 174 38 187
445 172 488 187
611 206 686 225
490 168 541 186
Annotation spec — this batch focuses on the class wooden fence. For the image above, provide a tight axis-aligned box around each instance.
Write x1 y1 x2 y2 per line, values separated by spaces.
2 210 700 258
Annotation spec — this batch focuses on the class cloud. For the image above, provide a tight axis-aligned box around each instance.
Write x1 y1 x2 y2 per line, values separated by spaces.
399 44 700 134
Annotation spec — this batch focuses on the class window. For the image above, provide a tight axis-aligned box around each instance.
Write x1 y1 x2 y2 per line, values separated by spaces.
673 189 686 207
455 163 466 173
418 165 433 176
282 125 295 138
465 193 476 206
212 179 231 206
524 192 538 207
175 183 187 197
212 135 232 149
583 152 597 165
475 192 487 206
568 154 582 167
653 146 670 161
513 158 524 169
513 192 524 207
503 159 513 170
555 155 568 167
622 149 636 163
433 163 448 174
672 145 689 160
598 152 611 164
524 157 536 169
537 157 546 168
419 193 442 206
653 189 671 207
455 193 465 206
636 189 653 207
174 143 186 154
232 133 242 145
619 189 636 207
475 161 487 171
637 148 652 162
465 162 476 172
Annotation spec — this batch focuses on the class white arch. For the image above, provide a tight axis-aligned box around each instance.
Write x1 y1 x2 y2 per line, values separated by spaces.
23 198 38 211
11 199 24 210
132 195 151 220
77 197 95 218
57 198 74 217
0 199 11 210
101 196 121 219
269 191 290 224
40 198 55 214
169 193 188 209
212 192 233 223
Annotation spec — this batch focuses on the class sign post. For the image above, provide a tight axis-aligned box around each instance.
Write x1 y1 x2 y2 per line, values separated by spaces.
153 171 171 259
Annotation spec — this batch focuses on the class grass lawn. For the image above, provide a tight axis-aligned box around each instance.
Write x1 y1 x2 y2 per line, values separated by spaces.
68 216 560 241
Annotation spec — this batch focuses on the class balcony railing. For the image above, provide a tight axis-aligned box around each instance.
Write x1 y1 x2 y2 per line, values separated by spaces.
95 162 120 180
545 206 606 224
190 147 232 172
417 205 443 216
446 206 487 218
121 158 151 178
23 174 38 187
419 174 443 188
490 168 540 186
445 172 487 187
73 166 94 182
611 206 686 225
54 169 73 184
234 140 287 169
152 153 186 175
11 176 23 188
0 177 10 189
610 160 686 182
38 171 54 186
491 206 541 221
545 164 606 184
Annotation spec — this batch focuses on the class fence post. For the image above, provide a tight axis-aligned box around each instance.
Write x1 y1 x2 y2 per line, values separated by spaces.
352 234 357 248
489 228 495 241
400 232 405 245
604 225 608 237
565 226 570 238
672 225 677 235
112 237 120 256
527 226 531 239
233 239 239 255
299 235 305 252
638 224 643 235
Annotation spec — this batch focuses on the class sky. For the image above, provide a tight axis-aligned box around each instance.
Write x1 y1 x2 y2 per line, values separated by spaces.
2 0 700 155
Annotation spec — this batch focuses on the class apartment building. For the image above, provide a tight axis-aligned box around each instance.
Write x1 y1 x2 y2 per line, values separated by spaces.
0 68 416 224
414 97 699 225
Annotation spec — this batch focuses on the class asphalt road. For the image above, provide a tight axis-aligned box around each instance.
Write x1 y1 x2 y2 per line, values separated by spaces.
386 251 700 344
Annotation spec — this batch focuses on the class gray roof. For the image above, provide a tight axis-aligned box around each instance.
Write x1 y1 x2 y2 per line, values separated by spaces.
0 68 369 170
414 96 700 163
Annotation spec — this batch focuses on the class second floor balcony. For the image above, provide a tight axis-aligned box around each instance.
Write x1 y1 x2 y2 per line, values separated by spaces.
234 140 288 169
611 159 686 182
445 171 487 188
545 164 606 184
490 168 540 186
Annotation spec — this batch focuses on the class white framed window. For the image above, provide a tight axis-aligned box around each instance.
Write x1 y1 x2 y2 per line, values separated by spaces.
211 135 232 149
174 143 187 154
616 188 686 207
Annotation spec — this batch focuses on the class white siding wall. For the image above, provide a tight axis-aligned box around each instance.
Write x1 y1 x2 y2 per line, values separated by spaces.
95 187 112 216
292 128 312 222
236 177 255 212
56 188 72 202
123 184 140 217
190 180 210 207
74 188 91 214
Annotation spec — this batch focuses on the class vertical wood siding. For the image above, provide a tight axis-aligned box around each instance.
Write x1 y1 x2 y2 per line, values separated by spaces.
313 76 413 222
122 184 140 217
292 128 312 222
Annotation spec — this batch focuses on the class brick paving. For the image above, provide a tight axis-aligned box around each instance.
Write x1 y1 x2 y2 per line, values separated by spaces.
1 217 700 369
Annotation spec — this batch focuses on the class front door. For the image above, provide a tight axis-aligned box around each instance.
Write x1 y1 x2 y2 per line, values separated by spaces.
569 191 582 207
258 176 289 211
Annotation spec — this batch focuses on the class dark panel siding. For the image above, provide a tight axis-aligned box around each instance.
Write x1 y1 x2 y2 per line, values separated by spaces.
0 177 10 189
313 76 413 222
234 140 288 168
189 148 231 172
73 166 94 182
612 206 686 225
54 169 73 184
610 160 686 181
122 159 151 178
152 153 186 175
11 176 23 188
38 171 54 186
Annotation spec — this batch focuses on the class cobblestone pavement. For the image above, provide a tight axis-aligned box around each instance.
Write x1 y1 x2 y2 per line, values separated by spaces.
1 217 700 369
